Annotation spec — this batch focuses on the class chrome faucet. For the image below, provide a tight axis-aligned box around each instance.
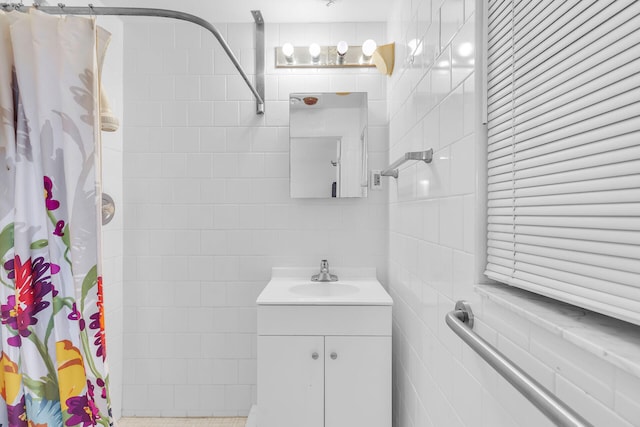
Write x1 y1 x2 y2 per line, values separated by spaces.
311 259 338 282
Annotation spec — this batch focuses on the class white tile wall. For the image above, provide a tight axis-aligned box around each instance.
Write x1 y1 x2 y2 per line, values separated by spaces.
387 1 639 427
112 1 640 423
122 21 388 416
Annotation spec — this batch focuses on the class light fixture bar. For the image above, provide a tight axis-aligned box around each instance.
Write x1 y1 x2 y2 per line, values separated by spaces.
275 45 376 68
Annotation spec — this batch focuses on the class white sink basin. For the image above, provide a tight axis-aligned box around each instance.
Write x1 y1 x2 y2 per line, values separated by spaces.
289 283 360 297
257 267 392 306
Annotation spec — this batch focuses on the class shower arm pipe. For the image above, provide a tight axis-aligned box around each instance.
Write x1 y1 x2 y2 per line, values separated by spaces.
446 301 594 427
381 149 433 179
3 3 266 114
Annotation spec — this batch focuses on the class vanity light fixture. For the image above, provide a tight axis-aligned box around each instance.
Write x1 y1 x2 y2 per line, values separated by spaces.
276 43 374 69
275 40 395 76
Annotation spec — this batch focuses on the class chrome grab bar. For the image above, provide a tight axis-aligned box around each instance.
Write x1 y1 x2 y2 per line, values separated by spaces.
446 301 593 427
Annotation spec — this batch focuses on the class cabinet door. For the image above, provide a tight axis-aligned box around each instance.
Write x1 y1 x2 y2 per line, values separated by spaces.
258 335 324 427
324 336 391 427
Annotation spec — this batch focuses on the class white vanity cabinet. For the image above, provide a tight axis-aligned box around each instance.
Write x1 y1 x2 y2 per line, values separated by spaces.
324 335 391 426
258 335 324 427
257 303 392 427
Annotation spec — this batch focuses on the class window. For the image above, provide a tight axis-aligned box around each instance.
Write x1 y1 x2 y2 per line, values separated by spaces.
485 1 640 325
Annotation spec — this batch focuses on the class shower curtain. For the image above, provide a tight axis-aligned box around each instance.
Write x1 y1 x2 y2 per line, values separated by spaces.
0 9 112 427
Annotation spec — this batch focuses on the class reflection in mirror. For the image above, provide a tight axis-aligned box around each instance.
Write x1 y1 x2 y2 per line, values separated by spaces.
289 92 368 198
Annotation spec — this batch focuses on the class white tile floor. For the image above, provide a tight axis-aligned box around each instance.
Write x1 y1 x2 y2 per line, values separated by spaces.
117 418 247 427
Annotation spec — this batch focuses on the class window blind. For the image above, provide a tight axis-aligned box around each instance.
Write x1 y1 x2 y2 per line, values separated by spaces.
485 0 640 325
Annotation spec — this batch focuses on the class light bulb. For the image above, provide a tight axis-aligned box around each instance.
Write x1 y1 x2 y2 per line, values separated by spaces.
337 41 349 56
282 42 294 58
309 43 321 59
362 39 377 57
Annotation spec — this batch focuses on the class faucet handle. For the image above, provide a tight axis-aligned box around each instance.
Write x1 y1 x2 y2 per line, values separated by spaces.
320 259 329 271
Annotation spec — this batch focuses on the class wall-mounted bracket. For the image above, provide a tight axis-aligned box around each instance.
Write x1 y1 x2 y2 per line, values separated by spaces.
251 10 265 114
452 300 474 328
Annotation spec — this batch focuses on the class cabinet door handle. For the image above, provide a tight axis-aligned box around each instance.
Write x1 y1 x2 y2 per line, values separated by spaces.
330 352 338 360
312 352 319 360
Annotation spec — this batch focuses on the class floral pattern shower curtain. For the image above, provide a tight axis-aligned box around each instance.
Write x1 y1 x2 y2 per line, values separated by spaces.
0 9 112 427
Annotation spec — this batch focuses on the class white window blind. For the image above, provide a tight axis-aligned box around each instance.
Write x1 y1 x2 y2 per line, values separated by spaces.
485 0 640 326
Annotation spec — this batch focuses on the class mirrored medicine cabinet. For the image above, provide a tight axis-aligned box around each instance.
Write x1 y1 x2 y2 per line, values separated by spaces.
289 92 368 198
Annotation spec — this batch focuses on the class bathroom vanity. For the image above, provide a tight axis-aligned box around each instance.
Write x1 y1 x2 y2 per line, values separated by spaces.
256 268 392 427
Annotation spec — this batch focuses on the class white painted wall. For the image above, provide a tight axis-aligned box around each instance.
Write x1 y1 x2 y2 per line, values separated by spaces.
121 20 388 416
386 1 640 426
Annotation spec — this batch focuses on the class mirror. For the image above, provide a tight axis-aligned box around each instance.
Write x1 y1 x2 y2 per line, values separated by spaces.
289 92 368 198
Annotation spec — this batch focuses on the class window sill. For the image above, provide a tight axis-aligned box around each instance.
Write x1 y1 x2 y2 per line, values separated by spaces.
475 283 640 379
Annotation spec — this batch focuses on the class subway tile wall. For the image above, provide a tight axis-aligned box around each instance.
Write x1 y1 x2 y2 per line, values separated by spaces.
122 20 388 416
387 1 639 426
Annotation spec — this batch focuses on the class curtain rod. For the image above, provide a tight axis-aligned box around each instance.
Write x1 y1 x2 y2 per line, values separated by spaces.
1 3 266 114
